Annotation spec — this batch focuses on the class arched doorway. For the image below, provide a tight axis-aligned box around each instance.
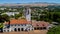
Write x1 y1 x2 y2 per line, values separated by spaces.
34 27 40 30
21 28 24 31
40 27 43 30
18 28 20 31
25 28 28 31
43 27 46 29
14 28 17 32
0 28 3 33
34 27 43 30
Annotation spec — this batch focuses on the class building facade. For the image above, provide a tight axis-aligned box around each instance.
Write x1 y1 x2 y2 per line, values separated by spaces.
3 19 33 32
3 7 50 32
32 20 50 30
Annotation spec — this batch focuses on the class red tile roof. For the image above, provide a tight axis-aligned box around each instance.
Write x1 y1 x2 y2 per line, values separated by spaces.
32 21 49 27
4 19 49 27
5 19 31 24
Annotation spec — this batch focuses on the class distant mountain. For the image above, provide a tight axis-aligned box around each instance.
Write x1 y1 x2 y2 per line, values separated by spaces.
0 2 60 7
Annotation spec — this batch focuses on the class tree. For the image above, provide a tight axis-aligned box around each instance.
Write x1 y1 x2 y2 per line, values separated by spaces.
14 14 22 19
0 14 10 23
10 15 14 18
47 26 60 34
0 14 10 32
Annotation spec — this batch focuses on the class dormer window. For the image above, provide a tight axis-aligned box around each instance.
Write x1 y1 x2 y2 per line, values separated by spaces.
36 24 39 26
37 24 39 26
42 24 45 26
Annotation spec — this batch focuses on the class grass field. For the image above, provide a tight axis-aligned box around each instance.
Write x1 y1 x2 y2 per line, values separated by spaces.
0 30 48 34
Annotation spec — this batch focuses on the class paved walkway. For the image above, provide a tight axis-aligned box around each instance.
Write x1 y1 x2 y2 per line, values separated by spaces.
0 30 48 34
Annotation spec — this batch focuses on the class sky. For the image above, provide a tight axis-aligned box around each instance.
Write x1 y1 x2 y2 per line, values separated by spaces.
0 0 60 4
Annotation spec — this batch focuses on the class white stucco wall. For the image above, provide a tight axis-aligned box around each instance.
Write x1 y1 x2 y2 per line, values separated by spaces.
3 24 33 32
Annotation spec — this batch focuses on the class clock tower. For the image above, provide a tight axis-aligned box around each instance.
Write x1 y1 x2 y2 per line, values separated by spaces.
23 7 31 21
